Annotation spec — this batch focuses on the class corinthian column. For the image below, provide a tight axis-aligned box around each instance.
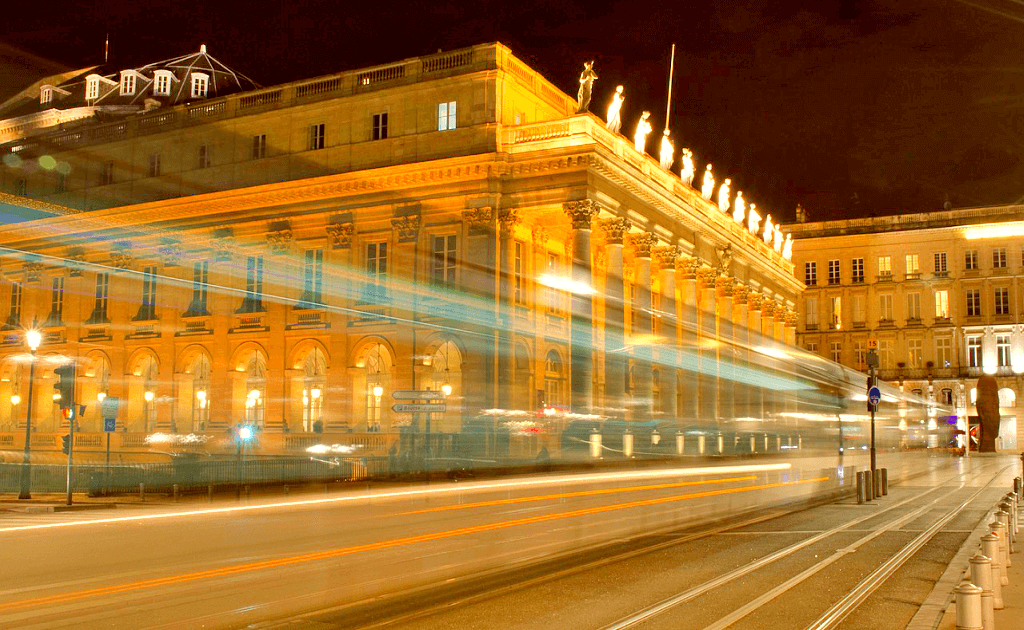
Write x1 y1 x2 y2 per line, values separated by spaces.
497 208 520 409
601 218 630 418
655 246 682 420
629 232 658 421
696 266 720 430
678 257 703 425
563 200 600 414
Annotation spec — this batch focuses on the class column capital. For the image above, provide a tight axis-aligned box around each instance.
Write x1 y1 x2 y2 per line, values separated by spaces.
716 275 734 298
746 291 763 311
600 217 631 245
498 208 520 235
696 266 718 288
760 297 776 317
785 307 798 327
628 232 658 259
563 199 601 230
732 283 749 304
532 226 549 248
462 206 494 235
654 245 684 268
679 256 706 280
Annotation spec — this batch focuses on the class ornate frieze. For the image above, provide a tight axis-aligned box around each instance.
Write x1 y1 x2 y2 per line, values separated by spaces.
532 226 549 248
628 232 658 259
391 214 421 243
600 217 631 245
212 228 236 262
462 207 493 235
563 199 600 230
110 247 134 271
326 221 354 249
715 243 733 275
266 221 293 255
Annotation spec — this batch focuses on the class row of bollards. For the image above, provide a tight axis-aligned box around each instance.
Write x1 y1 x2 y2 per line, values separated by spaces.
856 468 888 504
587 429 802 459
955 478 1020 630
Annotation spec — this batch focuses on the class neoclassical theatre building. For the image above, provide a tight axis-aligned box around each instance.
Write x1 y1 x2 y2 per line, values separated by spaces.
0 43 800 455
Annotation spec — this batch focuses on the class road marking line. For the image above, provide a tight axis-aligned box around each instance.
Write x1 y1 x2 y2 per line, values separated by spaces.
398 475 758 515
0 476 827 613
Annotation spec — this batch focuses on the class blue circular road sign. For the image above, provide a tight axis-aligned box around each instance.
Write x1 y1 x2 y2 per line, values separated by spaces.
868 386 881 406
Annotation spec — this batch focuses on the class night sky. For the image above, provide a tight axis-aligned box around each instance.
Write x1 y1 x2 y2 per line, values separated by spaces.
4 0 1024 222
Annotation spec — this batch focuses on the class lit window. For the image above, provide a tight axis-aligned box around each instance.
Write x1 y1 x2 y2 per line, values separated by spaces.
934 290 949 319
372 112 388 140
829 296 841 329
153 71 173 97
40 86 52 105
120 72 136 96
878 255 892 279
438 101 457 131
191 73 209 98
86 77 100 100
905 253 919 277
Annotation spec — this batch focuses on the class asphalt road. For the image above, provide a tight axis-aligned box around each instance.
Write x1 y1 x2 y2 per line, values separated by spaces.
0 454 1013 629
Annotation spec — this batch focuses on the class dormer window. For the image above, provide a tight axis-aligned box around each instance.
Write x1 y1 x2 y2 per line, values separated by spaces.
120 72 136 96
190 73 209 99
153 70 173 97
40 86 53 105
86 77 100 100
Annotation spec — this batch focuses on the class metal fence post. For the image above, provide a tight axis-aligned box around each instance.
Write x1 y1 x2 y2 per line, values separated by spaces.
956 583 983 630
970 554 995 630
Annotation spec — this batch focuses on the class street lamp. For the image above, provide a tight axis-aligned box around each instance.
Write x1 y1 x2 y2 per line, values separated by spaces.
18 327 42 499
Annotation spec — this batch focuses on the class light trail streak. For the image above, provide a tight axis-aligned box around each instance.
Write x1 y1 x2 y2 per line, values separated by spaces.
0 463 793 534
0 475 827 613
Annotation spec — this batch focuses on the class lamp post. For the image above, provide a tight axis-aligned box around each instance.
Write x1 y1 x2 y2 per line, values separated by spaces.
18 328 42 500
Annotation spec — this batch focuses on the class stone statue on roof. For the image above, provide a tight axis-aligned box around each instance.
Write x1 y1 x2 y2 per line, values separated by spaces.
747 203 761 235
701 164 715 200
679 149 695 187
634 111 652 153
659 130 674 170
773 226 784 253
576 60 598 114
782 233 793 260
605 85 624 133
762 214 774 245
718 178 732 212
732 191 745 224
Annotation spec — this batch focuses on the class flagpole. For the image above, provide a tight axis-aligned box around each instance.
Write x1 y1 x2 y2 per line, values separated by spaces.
664 43 676 132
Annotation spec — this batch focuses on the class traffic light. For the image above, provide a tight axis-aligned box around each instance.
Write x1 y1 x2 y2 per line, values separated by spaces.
53 364 75 411
61 434 71 455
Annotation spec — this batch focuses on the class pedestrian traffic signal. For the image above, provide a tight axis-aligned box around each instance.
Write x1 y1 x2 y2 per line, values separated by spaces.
61 434 71 455
53 364 75 411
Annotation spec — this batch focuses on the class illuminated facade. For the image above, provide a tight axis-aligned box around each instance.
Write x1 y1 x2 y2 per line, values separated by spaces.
788 205 1024 451
0 43 800 459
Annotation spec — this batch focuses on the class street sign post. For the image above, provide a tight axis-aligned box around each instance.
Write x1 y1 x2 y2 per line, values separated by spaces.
392 403 446 413
101 396 119 489
392 390 445 401
867 339 878 351
868 387 881 407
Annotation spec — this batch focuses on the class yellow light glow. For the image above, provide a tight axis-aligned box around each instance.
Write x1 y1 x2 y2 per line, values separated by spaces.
441 383 453 396
52 393 61 401
964 222 1024 240
10 395 20 405
25 329 42 351
372 384 384 398
248 389 261 399
310 388 321 400
536 274 596 295
196 390 206 401
97 392 106 402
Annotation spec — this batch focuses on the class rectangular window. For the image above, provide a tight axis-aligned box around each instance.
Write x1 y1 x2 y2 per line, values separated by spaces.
191 74 208 98
827 259 840 285
830 341 842 363
365 243 388 303
241 256 264 312
878 255 892 279
851 258 864 283
7 282 22 325
154 74 171 96
934 252 947 276
546 254 563 313
513 242 525 305
438 101 457 131
49 276 64 324
431 236 456 288
967 336 982 368
829 296 841 329
995 287 1010 315
138 266 157 320
188 261 209 314
905 253 920 277
935 290 949 319
198 144 210 168
805 341 818 353
100 161 114 185
997 334 1011 367
854 341 866 369
993 247 1007 269
121 73 135 96
967 289 981 317
965 249 978 271
86 78 99 100
148 153 161 178
852 295 865 324
805 297 818 328
252 134 266 159
308 123 325 150
907 292 921 320
804 261 817 286
91 273 109 323
372 112 388 140
301 249 324 306
936 337 952 368
878 339 894 369
908 339 923 367
879 294 893 321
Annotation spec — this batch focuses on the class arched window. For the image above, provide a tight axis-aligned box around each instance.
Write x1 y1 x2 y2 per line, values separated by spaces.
302 348 326 432
940 388 954 406
998 387 1016 409
365 343 389 430
544 350 564 407
244 352 267 427
191 354 211 431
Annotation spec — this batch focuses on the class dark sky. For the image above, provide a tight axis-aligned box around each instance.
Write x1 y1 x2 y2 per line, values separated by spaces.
4 0 1024 221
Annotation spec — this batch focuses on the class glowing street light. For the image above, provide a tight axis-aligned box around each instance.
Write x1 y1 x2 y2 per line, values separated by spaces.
19 326 42 499
10 395 20 405
97 391 106 402
143 390 155 402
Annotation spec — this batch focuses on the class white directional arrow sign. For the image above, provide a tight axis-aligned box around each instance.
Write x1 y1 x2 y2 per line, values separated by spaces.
392 403 447 413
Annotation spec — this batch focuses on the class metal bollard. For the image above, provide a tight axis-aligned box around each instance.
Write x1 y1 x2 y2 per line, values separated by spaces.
969 554 995 630
866 470 875 501
589 429 602 459
651 429 661 446
697 434 706 455
139 482 145 502
623 430 634 458
208 483 214 502
874 468 882 498
173 484 179 503
675 432 684 455
995 510 1011 561
1015 477 1023 500
990 521 1010 585
1005 493 1018 536
881 468 889 496
998 504 1015 548
955 583 984 630
717 433 724 454
857 471 866 504
982 533 1005 608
